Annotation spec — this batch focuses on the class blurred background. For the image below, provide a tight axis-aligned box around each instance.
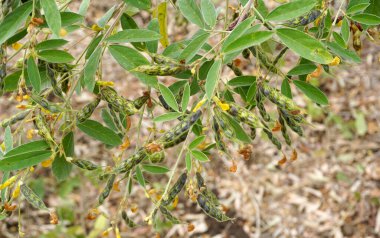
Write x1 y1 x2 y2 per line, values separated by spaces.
1 0 379 237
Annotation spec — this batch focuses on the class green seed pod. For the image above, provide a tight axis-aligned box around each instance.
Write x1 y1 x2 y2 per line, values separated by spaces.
76 97 101 123
242 48 250 59
98 174 116 204
34 112 54 145
113 149 149 174
196 172 220 206
278 114 292 146
20 184 48 210
249 47 278 74
132 65 186 76
158 95 171 111
212 117 227 152
260 84 302 112
0 49 6 96
133 94 149 110
227 63 243 76
70 158 99 170
122 211 137 228
162 172 187 206
263 128 282 150
159 206 181 224
149 53 181 66
226 103 264 129
148 150 165 163
47 64 64 98
285 10 321 27
30 95 63 113
256 93 270 122
250 128 256 140
213 109 235 139
108 105 123 131
101 87 138 116
197 193 232 222
1 110 31 128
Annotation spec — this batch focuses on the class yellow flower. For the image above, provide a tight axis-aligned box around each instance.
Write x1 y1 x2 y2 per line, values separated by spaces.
12 183 21 199
12 42 23 51
329 56 341 66
0 175 18 190
212 96 230 111
192 98 207 112
59 28 67 37
92 24 103 32
41 158 54 167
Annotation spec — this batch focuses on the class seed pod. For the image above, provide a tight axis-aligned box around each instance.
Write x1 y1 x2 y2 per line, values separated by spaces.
133 94 149 110
158 110 202 148
256 92 270 122
263 128 282 150
149 53 181 66
212 117 227 151
250 128 256 140
76 97 101 123
98 174 116 204
148 151 165 163
162 172 187 206
285 10 322 27
108 105 123 131
196 193 232 222
226 103 264 129
196 172 219 206
213 111 235 139
278 113 292 146
227 63 242 76
158 95 171 111
259 84 302 113
34 112 55 145
47 64 64 98
249 47 278 74
70 158 99 170
0 49 6 96
242 49 250 59
132 65 186 76
159 206 181 224
279 109 303 136
113 148 149 174
1 110 31 128
20 183 48 210
30 95 63 113
122 211 137 228
100 86 138 116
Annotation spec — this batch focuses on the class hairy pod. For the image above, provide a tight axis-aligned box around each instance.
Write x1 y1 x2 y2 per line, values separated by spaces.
249 47 278 74
132 65 186 76
20 184 48 210
162 172 187 206
256 92 270 122
159 206 181 224
278 114 292 146
76 97 101 123
108 106 123 131
133 94 149 110
250 128 256 140
285 10 321 27
1 110 31 128
263 128 282 150
98 174 116 204
47 64 64 98
227 63 243 76
196 172 220 206
122 211 137 228
196 193 232 222
158 95 171 111
101 86 138 116
259 84 302 112
148 151 165 163
71 158 99 170
34 112 54 145
213 109 235 139
212 117 227 151
113 148 149 174
149 53 181 66
0 48 6 96
242 48 250 59
30 95 63 113
227 103 264 129
279 109 303 136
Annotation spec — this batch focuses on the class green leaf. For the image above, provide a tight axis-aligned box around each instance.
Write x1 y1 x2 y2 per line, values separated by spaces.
35 39 68 51
4 126 13 153
101 109 118 131
27 57 41 93
79 0 91 16
223 31 273 54
83 47 102 92
191 150 209 162
181 84 191 111
178 31 210 63
223 113 251 143
108 45 158 88
107 29 162 43
287 64 317 75
135 166 145 187
98 6 116 28
52 154 72 182
205 59 222 100
0 150 52 171
120 13 146 51
178 0 204 28
228 76 256 87
185 152 192 172
246 82 257 102
189 135 206 150
347 3 370 14
0 2 32 45
142 164 170 174
122 0 151 10
201 0 217 28
60 12 84 27
281 78 292 99
351 13 380 25
62 132 75 157
341 18 350 44
153 112 181 123
37 50 75 63
222 17 255 51
276 28 333 64
266 0 317 21
146 18 160 53
333 32 346 48
158 84 179 112
5 140 50 157
85 35 103 59
41 0 61 36
77 120 122 146
326 42 361 63
3 71 22 92
293 80 328 105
